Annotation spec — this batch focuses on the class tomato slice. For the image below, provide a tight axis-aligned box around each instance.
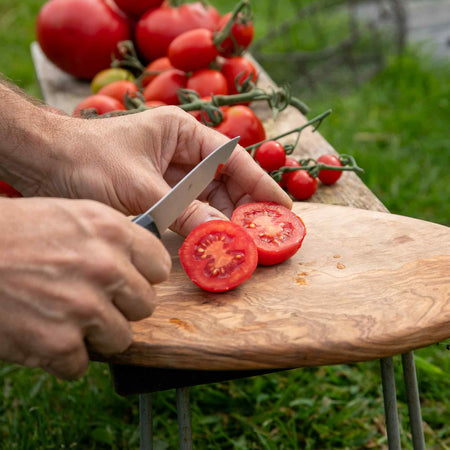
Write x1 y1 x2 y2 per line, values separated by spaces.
179 220 258 292
231 202 306 266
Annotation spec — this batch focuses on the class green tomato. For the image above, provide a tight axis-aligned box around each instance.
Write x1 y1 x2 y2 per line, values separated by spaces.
91 68 135 93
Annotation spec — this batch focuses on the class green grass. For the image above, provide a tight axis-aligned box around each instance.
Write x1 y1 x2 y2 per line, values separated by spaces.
1 1 449 448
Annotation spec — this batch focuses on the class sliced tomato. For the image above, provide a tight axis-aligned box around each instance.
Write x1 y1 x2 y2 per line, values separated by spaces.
231 202 306 266
179 220 258 292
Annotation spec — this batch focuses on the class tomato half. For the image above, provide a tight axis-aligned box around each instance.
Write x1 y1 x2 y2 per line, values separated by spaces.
179 220 258 292
0 180 23 198
231 202 306 266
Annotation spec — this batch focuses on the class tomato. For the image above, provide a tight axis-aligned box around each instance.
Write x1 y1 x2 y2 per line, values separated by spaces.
142 69 188 105
142 57 173 87
317 154 343 185
220 56 258 95
91 68 135 93
286 170 318 200
97 80 139 102
279 157 300 188
254 140 286 172
179 220 258 292
145 100 166 108
0 180 23 198
73 94 126 116
189 97 228 124
186 69 228 98
216 12 254 57
135 2 219 62
168 29 218 72
231 202 306 266
112 0 163 19
214 105 265 148
36 0 131 80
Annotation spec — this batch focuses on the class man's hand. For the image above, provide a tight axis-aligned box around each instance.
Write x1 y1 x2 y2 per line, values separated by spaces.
0 197 171 379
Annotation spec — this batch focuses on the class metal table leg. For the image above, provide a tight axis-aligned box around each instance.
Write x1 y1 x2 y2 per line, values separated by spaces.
401 352 425 450
380 357 402 449
139 393 153 450
176 387 193 450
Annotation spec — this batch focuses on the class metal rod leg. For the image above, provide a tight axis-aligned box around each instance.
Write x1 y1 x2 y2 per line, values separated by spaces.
139 393 153 450
380 357 402 449
401 352 426 450
176 387 193 450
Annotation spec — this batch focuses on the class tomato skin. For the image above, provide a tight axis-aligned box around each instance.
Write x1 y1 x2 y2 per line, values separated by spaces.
214 105 265 148
279 157 301 188
220 56 258 95
73 94 126 116
216 12 254 57
254 140 286 172
112 0 164 19
317 154 343 185
36 0 131 80
231 202 306 266
168 29 218 72
186 69 228 98
142 57 173 87
179 220 258 293
142 69 188 105
135 2 218 62
0 180 23 198
286 170 318 200
97 80 139 102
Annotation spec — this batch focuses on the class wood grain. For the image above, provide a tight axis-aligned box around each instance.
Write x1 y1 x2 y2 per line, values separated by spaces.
99 203 450 370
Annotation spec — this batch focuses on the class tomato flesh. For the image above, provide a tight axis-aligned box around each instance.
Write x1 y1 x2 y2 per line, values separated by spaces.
231 202 306 266
179 220 258 292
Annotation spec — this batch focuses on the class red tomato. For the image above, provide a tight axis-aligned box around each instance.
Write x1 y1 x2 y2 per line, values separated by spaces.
142 69 188 105
0 180 23 198
220 56 258 95
36 0 131 80
112 0 163 19
317 154 343 185
186 69 228 98
254 141 286 172
286 170 318 200
216 12 254 57
97 80 139 102
73 94 126 116
189 97 228 124
179 220 258 292
135 2 219 62
142 57 173 87
168 29 218 72
279 157 300 188
145 100 166 108
214 105 265 148
231 202 306 266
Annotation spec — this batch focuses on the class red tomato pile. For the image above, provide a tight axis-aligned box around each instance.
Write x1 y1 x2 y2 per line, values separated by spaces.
179 203 306 292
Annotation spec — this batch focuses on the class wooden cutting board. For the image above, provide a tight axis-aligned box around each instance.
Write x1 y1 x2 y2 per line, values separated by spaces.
101 203 450 371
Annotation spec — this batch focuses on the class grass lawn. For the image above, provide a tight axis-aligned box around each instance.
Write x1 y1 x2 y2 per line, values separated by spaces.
0 0 449 448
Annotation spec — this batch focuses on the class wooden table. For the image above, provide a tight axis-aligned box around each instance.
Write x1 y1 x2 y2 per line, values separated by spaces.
31 42 449 450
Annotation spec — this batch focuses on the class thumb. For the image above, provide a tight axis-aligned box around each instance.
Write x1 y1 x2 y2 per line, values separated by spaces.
170 200 228 237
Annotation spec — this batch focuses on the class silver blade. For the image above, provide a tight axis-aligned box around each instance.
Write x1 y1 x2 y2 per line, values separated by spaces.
144 137 239 234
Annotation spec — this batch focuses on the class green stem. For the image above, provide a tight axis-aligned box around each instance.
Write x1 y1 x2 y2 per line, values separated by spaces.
213 0 251 49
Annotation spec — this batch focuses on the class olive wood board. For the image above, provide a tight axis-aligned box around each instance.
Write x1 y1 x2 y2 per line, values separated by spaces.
98 202 450 371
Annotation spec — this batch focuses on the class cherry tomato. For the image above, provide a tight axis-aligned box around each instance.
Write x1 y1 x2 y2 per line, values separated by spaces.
73 94 126 116
0 180 23 198
214 105 265 148
179 220 258 292
97 80 139 103
216 12 254 57
135 2 219 62
168 29 218 72
186 69 228 98
112 0 164 19
142 69 188 105
279 157 301 188
142 57 173 87
36 0 131 80
286 170 318 200
254 141 286 172
91 68 135 93
220 56 258 95
231 202 306 266
189 97 228 124
317 154 343 185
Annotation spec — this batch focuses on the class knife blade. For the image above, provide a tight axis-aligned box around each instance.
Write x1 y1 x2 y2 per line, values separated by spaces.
132 136 240 237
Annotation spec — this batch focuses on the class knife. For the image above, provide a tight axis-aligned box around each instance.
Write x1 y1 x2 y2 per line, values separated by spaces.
132 136 240 237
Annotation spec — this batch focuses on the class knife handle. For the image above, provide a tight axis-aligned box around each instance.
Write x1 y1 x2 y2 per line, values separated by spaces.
132 214 161 239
